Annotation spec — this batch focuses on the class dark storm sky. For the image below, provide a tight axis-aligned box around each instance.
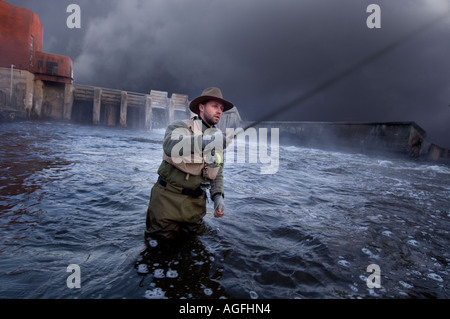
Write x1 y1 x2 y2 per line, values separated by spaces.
5 0 450 147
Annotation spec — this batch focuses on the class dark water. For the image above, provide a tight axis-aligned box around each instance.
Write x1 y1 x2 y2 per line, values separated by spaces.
0 121 449 299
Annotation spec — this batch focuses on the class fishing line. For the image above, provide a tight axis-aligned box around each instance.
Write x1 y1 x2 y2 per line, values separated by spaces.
240 10 450 132
218 11 450 217
217 11 449 220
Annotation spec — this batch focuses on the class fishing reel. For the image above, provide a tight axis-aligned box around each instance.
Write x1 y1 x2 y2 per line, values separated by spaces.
204 148 222 168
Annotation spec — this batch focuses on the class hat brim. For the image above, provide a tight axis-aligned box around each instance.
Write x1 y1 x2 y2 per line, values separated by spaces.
189 96 234 114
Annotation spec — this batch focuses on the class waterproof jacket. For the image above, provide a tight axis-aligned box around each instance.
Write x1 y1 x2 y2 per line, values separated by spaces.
157 116 224 199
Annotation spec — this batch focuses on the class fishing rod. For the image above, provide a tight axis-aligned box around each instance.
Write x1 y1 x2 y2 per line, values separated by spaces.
236 10 450 134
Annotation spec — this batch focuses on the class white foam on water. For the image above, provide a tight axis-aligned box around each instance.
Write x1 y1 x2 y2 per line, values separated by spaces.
377 160 395 167
148 240 158 247
427 273 443 282
144 288 166 299
407 239 420 247
361 247 379 259
137 264 149 274
166 269 178 278
154 268 165 278
399 280 413 289
423 165 450 174
281 145 302 153
203 288 213 296
368 289 381 297
368 214 383 222
381 230 393 237
249 291 258 299
338 260 350 268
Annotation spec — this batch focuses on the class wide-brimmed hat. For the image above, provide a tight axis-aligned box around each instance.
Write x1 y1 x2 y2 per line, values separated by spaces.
189 87 234 114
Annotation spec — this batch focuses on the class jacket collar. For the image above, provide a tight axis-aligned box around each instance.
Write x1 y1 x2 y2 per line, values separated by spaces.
193 116 215 131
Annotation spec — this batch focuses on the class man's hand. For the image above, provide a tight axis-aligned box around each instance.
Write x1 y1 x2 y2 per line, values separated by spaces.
213 194 225 218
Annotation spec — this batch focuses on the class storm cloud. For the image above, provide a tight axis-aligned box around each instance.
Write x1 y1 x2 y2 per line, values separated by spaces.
6 0 450 147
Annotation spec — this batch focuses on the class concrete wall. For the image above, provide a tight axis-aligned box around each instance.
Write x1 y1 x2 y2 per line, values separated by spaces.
39 81 67 119
243 121 449 164
0 67 34 119
0 67 69 121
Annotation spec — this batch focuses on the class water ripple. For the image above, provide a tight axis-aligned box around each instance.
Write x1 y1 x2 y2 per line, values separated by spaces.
0 121 449 298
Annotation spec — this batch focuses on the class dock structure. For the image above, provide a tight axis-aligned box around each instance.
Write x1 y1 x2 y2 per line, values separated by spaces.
70 84 190 129
0 62 241 130
0 63 447 164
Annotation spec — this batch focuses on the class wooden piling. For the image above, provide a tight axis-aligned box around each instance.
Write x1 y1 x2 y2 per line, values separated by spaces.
106 105 117 126
145 95 153 130
93 87 102 125
168 98 174 125
120 91 127 127
32 79 44 118
73 85 192 129
63 83 74 121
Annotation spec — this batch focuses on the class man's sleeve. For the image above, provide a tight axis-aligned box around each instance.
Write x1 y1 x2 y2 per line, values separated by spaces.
210 165 224 199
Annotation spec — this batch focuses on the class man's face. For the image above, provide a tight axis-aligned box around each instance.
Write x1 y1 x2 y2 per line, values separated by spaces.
199 100 224 126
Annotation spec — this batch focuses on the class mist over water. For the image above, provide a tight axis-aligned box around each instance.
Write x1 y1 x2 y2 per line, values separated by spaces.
0 121 449 299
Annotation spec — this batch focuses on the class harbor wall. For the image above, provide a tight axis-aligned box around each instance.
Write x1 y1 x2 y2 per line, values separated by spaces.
244 121 450 164
0 65 447 164
1 70 448 164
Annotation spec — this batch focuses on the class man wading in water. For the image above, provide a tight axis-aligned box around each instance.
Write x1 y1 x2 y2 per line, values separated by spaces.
145 87 234 240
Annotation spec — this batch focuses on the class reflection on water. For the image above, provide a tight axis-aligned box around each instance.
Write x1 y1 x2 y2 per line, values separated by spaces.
0 121 449 299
